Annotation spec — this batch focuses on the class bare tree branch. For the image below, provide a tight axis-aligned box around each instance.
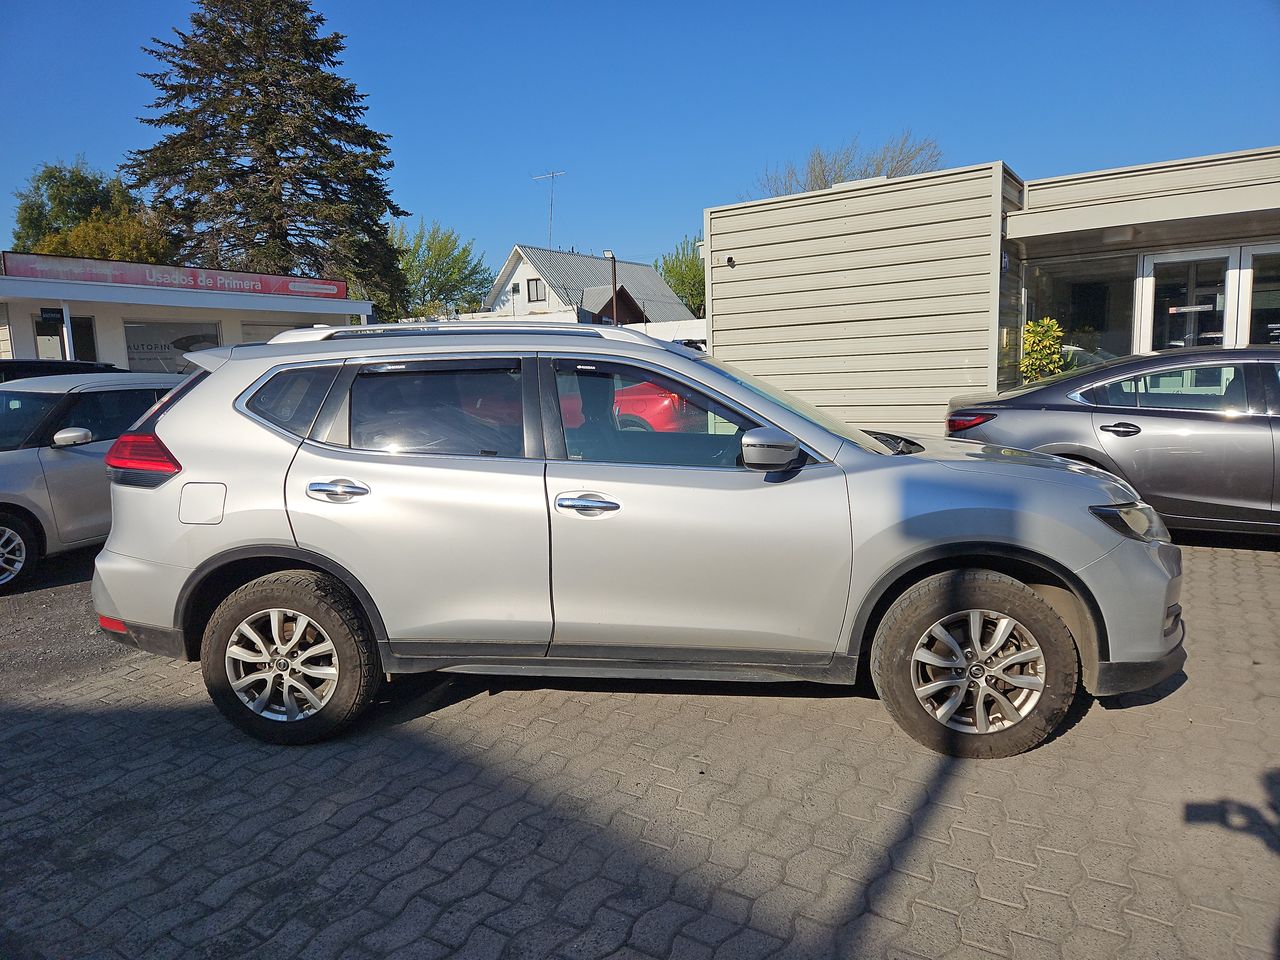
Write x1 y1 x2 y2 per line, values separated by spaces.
755 129 942 198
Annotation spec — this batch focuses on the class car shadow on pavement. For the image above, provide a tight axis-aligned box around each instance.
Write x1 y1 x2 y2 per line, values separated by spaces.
1094 669 1188 712
5 546 98 595
0 693 962 959
1173 530 1280 552
365 672 879 735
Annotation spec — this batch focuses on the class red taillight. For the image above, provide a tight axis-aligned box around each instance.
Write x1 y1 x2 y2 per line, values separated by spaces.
105 432 182 475
946 412 995 434
98 615 127 634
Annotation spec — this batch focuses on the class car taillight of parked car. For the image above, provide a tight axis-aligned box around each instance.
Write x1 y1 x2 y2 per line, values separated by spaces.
946 412 995 434
105 432 183 483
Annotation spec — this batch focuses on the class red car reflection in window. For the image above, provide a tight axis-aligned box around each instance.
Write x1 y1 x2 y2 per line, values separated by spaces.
561 381 701 432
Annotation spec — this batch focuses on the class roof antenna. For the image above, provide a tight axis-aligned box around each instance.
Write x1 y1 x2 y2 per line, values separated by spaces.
532 170 566 248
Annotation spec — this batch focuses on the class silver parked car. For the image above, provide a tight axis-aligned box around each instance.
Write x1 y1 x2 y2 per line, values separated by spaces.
947 346 1280 533
93 324 1185 758
0 372 181 590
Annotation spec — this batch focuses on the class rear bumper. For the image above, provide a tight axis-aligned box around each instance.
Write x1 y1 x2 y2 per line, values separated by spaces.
100 621 189 660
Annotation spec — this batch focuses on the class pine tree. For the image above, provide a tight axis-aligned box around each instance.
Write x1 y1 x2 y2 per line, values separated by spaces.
125 0 407 310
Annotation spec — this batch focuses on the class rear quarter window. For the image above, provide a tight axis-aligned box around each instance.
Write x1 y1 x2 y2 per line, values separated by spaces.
245 366 340 437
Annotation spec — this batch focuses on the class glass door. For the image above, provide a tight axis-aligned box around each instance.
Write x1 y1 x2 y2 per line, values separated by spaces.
1240 243 1280 346
1137 247 1241 351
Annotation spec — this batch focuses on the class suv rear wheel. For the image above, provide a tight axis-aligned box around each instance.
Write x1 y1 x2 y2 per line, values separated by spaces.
201 570 379 744
0 514 37 593
870 569 1080 758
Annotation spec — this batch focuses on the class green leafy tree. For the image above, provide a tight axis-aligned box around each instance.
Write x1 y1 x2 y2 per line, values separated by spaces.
756 129 943 197
1020 317 1066 383
654 235 705 319
125 0 407 310
391 219 495 317
33 207 175 263
13 158 137 251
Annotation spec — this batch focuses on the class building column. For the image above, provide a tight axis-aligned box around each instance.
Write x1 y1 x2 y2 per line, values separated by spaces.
60 301 74 360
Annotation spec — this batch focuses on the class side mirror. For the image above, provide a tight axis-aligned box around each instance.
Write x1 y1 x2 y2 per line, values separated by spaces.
51 427 94 448
741 426 801 471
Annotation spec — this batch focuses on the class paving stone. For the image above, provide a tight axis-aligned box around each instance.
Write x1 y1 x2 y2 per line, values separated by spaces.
2 543 1279 958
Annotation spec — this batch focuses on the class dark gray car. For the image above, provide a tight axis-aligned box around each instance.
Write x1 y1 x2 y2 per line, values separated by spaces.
947 347 1280 533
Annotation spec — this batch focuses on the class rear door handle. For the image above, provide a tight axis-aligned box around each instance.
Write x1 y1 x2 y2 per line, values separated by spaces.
307 479 370 502
1099 422 1141 437
555 495 621 514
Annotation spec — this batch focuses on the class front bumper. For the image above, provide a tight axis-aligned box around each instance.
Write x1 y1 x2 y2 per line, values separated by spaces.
1076 537 1185 695
1093 616 1187 696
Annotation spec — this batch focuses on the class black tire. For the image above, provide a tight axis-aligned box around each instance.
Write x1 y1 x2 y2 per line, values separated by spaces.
0 513 39 593
870 569 1080 759
201 570 380 745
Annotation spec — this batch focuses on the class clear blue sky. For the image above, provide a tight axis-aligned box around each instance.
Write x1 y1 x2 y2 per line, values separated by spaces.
3 0 1278 272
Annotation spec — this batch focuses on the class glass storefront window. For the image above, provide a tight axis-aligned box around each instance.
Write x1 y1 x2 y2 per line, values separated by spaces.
1024 255 1137 367
124 321 220 372
1248 253 1280 345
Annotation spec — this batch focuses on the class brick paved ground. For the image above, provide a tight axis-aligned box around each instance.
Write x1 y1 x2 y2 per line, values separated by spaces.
1 541 1278 959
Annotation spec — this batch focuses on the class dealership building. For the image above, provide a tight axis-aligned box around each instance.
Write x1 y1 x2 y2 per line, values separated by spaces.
0 253 372 371
704 145 1280 435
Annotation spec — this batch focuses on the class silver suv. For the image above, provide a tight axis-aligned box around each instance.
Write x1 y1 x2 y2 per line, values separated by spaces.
92 324 1186 757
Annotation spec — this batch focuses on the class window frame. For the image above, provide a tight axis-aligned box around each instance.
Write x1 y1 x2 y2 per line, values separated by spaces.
526 278 546 303
235 360 347 444
304 353 544 461
537 354 819 471
1084 359 1263 415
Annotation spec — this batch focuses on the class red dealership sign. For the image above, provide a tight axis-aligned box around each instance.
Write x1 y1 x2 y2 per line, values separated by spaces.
1 252 348 300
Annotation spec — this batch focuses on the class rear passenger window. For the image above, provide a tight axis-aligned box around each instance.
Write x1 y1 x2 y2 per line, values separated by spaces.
1097 364 1248 412
349 362 524 458
246 366 340 437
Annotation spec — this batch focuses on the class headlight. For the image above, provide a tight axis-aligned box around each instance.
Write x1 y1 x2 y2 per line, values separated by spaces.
1089 502 1171 543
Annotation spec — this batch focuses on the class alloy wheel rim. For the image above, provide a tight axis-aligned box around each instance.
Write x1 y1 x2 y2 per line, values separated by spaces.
910 608 1046 734
224 608 339 722
0 526 26 586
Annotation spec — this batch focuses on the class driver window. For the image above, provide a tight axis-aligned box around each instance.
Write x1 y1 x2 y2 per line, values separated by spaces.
553 360 759 467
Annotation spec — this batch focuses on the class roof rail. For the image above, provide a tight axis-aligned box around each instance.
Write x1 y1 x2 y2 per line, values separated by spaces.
267 321 663 346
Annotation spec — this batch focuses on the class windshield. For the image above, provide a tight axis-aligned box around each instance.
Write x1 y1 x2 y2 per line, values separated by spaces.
698 357 894 454
0 391 60 451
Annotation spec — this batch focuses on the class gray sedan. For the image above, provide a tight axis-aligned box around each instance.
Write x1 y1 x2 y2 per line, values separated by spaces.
947 346 1280 533
0 372 181 590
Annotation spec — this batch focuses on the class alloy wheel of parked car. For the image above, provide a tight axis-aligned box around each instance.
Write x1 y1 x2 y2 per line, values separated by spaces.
202 570 379 744
871 569 1079 758
223 608 340 722
910 609 1045 734
0 515 34 591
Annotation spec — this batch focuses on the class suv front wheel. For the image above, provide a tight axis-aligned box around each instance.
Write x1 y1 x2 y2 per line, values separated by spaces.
201 570 380 744
870 569 1081 759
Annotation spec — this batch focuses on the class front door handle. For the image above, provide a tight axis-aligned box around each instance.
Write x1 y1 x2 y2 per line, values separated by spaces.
307 479 370 502
555 495 621 514
1099 422 1141 437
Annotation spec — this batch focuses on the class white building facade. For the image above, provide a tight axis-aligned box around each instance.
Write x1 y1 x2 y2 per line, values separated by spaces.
0 252 372 371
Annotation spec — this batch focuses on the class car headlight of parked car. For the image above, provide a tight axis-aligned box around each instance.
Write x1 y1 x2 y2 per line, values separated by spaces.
1089 502 1171 543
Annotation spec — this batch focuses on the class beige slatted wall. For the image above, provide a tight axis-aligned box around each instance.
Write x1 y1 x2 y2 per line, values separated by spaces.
706 164 1002 436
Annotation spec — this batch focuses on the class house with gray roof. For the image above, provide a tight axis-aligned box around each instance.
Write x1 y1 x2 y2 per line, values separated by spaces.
482 245 704 344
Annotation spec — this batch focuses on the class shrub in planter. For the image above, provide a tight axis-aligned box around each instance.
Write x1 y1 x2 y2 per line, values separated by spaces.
1020 317 1065 383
